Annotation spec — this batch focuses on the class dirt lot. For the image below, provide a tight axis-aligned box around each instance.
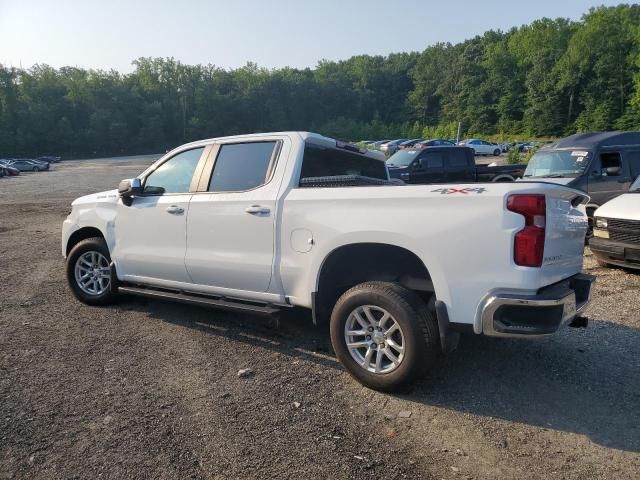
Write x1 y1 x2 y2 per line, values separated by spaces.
1 158 639 479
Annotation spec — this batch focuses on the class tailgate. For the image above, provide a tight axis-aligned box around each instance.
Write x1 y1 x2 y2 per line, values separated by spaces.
542 188 589 280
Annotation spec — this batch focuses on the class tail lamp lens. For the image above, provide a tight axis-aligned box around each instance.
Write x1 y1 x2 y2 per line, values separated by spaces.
507 194 546 267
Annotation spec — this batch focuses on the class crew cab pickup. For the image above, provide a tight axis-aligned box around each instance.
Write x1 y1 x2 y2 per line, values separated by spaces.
62 132 593 391
386 146 525 184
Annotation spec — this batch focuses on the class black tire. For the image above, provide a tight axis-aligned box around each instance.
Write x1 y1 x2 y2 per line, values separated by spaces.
32 166 40 172
329 281 439 392
493 149 501 156
66 237 118 306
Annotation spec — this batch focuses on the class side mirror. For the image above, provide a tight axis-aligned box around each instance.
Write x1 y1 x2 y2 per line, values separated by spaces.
604 166 622 176
118 178 142 206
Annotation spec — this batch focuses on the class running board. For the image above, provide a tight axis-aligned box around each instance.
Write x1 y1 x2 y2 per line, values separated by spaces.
117 285 281 316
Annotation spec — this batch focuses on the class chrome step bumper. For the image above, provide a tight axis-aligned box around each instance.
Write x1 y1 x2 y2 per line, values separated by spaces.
480 273 595 338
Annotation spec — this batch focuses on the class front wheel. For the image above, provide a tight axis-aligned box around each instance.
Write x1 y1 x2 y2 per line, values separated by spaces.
66 237 118 306
493 149 501 156
32 166 40 172
330 282 439 392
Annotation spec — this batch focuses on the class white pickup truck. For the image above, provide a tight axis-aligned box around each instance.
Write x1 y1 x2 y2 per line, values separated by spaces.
62 132 594 391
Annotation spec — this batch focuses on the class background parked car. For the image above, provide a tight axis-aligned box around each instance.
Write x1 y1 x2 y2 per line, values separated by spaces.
5 159 50 172
380 139 408 155
386 146 524 184
36 155 61 163
398 138 424 149
0 160 20 175
590 175 640 269
370 140 391 148
522 131 640 238
459 139 502 156
414 139 456 148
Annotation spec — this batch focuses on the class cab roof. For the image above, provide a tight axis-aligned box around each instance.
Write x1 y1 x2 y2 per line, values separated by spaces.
552 131 640 150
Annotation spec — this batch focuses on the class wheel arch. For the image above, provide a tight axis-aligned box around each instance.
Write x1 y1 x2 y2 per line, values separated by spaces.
65 226 106 256
312 242 436 326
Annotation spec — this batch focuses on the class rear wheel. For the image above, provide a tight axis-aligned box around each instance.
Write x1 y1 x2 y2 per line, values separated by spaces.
330 282 439 392
66 237 118 305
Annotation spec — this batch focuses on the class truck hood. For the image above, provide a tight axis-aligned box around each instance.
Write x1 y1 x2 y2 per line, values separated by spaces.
594 193 640 221
71 189 119 206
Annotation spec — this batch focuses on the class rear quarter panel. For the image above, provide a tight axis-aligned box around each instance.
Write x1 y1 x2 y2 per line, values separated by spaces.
279 182 587 330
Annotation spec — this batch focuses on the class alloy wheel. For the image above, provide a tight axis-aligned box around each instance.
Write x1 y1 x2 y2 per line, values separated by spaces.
74 251 111 296
344 305 405 374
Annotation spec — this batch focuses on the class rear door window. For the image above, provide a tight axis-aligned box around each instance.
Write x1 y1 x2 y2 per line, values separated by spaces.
208 142 277 192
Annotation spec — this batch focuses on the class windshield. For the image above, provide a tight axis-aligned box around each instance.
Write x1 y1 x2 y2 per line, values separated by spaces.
386 150 419 167
631 176 640 191
523 149 591 178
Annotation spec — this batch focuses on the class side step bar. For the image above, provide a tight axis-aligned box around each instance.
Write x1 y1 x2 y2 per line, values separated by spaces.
118 285 281 316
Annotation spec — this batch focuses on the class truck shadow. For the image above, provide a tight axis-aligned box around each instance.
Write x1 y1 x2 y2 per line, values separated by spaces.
123 297 639 453
408 320 640 453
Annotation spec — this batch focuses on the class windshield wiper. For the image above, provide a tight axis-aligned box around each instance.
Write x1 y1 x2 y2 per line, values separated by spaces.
539 173 568 178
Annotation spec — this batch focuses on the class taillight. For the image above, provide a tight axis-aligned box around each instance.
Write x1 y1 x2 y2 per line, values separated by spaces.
507 194 546 267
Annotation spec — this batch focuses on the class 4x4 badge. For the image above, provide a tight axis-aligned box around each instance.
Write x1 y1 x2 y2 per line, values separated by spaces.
431 187 487 195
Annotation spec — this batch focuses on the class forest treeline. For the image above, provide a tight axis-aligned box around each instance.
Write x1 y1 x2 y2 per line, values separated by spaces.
1 4 640 157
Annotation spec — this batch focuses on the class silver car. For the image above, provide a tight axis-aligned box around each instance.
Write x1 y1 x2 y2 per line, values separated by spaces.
380 139 408 155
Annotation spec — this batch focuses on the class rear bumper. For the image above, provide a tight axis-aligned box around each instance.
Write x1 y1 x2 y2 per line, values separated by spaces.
480 273 594 337
590 237 640 270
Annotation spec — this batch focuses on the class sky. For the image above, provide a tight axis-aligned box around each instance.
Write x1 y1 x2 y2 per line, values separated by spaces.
0 0 626 72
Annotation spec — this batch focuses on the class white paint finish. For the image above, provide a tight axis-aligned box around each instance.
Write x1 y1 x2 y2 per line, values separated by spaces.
185 192 276 291
594 193 640 221
290 228 314 253
184 134 293 292
279 181 588 326
543 196 588 273
62 131 590 334
113 194 193 283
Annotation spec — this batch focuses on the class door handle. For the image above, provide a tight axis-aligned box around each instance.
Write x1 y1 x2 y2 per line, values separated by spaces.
166 205 184 215
245 205 270 215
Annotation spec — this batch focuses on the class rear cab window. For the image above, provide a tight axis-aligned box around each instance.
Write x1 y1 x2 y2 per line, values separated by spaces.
299 142 388 185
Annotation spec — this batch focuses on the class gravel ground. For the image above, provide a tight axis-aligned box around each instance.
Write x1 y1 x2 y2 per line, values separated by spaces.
1 158 638 479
